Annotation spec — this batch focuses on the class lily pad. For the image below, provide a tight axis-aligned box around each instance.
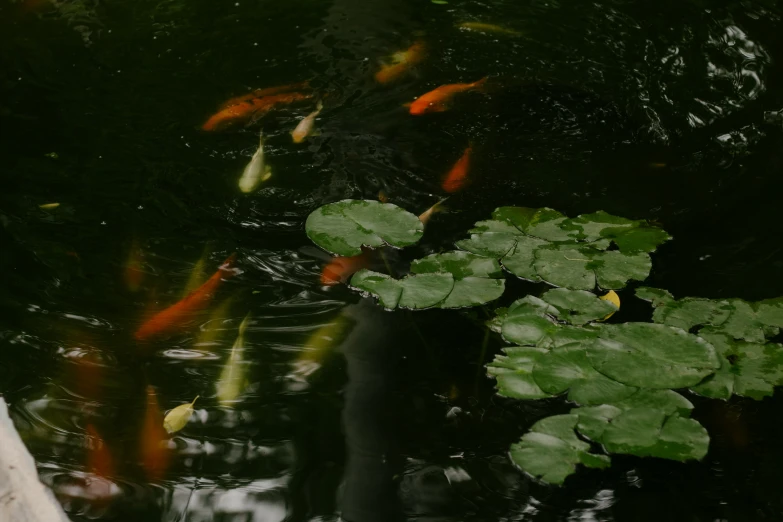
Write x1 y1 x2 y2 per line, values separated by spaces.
457 207 668 290
509 414 611 485
572 389 693 441
600 408 709 460
533 342 638 405
487 346 553 399
586 323 721 389
690 332 783 400
540 288 619 325
351 251 505 309
306 200 423 256
637 287 783 343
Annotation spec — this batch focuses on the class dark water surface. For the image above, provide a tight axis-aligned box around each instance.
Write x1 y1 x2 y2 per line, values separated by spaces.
3 0 783 520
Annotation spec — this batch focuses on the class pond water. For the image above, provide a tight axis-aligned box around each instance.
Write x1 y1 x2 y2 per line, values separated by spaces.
3 0 783 520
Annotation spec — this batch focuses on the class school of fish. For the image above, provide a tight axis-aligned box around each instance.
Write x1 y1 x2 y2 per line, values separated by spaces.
63 22 523 496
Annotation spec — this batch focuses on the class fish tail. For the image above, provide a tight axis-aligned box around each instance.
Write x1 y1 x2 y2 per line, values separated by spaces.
471 77 489 91
220 253 238 271
316 99 323 112
257 130 264 147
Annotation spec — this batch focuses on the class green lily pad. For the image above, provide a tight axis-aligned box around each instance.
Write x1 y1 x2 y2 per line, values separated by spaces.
306 200 424 256
690 332 783 400
509 414 611 485
533 343 638 405
600 408 709 460
540 288 619 325
487 346 553 399
563 211 671 254
586 323 721 389
637 288 783 343
351 252 505 310
456 207 668 289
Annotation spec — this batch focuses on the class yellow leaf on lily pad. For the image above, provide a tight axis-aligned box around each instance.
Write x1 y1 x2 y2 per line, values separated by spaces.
163 396 199 434
598 290 621 321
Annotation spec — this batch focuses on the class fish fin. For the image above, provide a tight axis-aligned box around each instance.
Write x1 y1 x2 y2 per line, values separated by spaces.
402 102 412 108
471 77 489 92
262 165 272 181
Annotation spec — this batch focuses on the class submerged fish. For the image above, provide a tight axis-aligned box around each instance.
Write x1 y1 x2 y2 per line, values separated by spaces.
457 22 522 36
219 81 311 109
216 313 251 405
238 132 272 193
140 386 170 482
194 296 235 348
135 254 238 341
321 253 371 285
181 245 211 298
442 146 472 193
291 100 323 143
409 78 487 115
289 314 354 383
202 92 315 131
418 198 448 225
374 41 426 84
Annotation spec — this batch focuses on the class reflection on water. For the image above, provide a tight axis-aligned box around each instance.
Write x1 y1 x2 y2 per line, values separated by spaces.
3 0 783 519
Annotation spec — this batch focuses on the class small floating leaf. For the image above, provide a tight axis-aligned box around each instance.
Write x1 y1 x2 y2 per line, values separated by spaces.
586 323 721 389
456 207 668 290
638 287 783 343
540 288 618 325
350 251 505 309
163 396 199 434
690 332 783 400
306 199 423 256
509 414 610 485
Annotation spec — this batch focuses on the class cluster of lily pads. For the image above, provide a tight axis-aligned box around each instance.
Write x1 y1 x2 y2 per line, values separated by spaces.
304 199 783 485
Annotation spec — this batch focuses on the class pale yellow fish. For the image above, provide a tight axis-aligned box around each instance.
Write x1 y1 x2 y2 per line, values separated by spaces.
289 314 353 381
195 296 235 348
238 131 272 193
39 202 60 209
418 198 448 225
291 100 323 144
598 290 621 321
216 313 251 405
457 22 522 36
181 245 211 298
163 396 199 434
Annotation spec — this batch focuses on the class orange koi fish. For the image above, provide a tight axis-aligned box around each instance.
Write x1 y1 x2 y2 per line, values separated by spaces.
374 41 426 84
135 253 238 341
86 424 113 478
442 147 472 193
202 92 315 131
321 254 370 285
409 78 487 115
220 81 311 109
140 386 170 482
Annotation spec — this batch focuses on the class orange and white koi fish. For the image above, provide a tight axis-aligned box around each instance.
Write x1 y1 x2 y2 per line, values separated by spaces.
135 254 238 341
321 254 370 285
124 238 145 293
202 92 315 131
418 198 448 225
409 78 487 115
374 41 426 84
140 386 170 482
219 81 311 109
442 146 472 193
291 101 323 143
